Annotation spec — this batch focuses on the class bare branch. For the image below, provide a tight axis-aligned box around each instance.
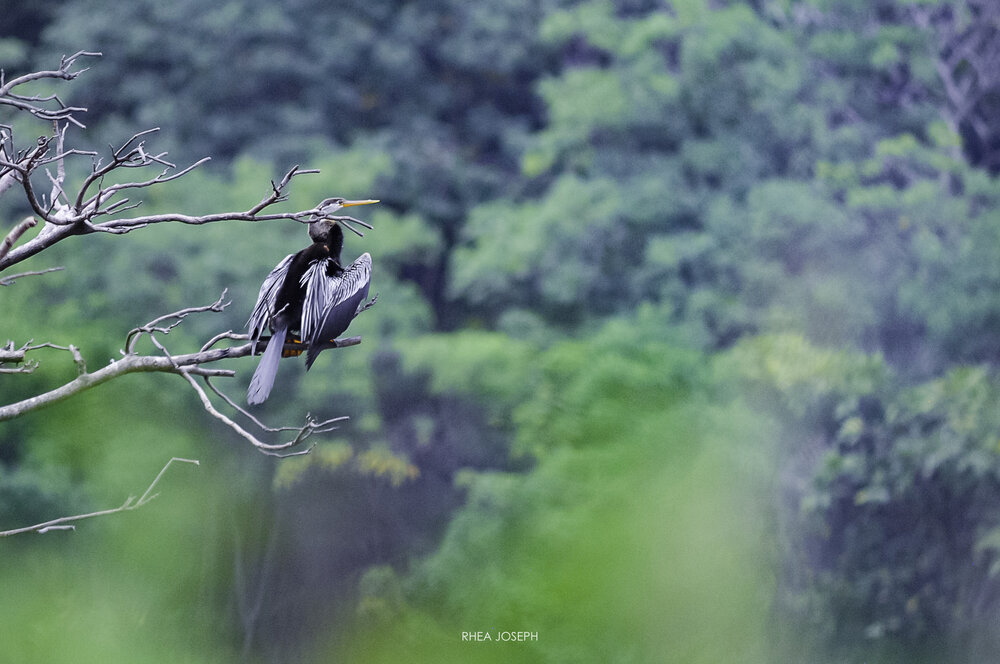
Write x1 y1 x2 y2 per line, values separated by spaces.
177 369 322 456
0 217 37 262
0 266 65 286
201 330 250 352
0 363 37 374
0 457 199 537
204 376 347 435
88 156 210 206
125 289 229 354
185 367 237 378
0 142 27 198
0 51 101 95
0 291 363 456
33 148 100 168
0 339 32 364
0 341 88 373
0 56 372 460
0 340 254 423
0 158 338 272
0 52 100 127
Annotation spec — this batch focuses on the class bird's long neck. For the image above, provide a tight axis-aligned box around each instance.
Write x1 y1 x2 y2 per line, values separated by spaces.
326 223 344 264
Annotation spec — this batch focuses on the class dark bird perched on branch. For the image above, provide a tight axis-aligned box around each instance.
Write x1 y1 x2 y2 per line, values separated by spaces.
247 197 378 405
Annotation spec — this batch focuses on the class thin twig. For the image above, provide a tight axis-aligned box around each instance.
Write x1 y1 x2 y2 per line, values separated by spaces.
201 330 250 352
0 266 65 286
176 368 316 456
204 375 347 434
124 290 229 354
0 363 37 374
0 457 199 537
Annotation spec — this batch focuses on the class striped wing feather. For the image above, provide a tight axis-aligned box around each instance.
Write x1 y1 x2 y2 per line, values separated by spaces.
298 258 335 343
247 254 294 349
306 253 372 369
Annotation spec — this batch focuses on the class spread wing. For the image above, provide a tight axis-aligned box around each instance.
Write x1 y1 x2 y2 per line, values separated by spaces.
306 253 372 368
299 257 336 343
247 253 294 346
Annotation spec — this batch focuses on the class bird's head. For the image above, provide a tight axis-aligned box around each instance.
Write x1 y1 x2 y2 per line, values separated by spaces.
309 197 379 241
316 197 379 216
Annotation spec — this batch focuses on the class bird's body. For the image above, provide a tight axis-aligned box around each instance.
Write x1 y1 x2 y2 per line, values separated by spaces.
247 198 377 405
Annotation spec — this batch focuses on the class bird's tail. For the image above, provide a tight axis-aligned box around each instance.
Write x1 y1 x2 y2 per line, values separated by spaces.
305 340 323 371
247 324 288 405
305 337 338 370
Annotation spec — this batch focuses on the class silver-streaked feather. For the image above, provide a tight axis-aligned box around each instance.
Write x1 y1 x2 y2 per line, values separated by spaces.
247 253 294 352
299 258 336 342
247 323 287 405
306 253 372 369
323 253 371 316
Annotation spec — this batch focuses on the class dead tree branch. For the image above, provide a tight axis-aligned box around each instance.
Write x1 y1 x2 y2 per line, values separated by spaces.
0 265 66 286
0 54 379 541
0 51 99 127
0 292 362 455
0 457 199 537
0 340 84 374
0 147 333 271
0 266 65 287
0 56 346 275
1 55 368 461
0 217 36 262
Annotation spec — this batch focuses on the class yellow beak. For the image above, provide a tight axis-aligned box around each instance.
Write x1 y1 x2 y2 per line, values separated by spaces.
340 199 379 208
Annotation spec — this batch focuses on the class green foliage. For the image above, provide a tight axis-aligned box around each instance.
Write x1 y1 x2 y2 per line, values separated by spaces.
330 342 777 664
732 334 1000 657
725 333 890 420
513 329 703 455
802 366 1000 649
402 332 537 407
451 174 626 317
5 0 1000 661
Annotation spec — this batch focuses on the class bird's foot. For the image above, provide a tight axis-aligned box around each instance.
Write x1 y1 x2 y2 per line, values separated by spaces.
358 292 379 314
281 337 306 358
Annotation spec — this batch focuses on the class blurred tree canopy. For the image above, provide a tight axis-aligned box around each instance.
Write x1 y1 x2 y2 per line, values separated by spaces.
3 0 1000 662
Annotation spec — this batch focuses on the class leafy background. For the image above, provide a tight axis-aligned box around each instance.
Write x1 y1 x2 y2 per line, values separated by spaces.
2 0 1000 662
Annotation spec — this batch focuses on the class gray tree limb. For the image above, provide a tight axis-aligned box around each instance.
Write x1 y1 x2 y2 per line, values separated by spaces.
0 457 200 537
1 56 368 454
0 290 362 454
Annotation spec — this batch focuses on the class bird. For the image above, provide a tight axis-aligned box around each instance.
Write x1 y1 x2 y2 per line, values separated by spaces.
246 197 378 405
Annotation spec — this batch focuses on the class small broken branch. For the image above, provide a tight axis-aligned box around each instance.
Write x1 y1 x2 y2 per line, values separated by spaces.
0 457 199 537
0 217 37 262
247 164 319 215
0 266 65 286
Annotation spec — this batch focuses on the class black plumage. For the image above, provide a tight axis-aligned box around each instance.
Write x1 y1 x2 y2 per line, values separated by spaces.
247 199 376 404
